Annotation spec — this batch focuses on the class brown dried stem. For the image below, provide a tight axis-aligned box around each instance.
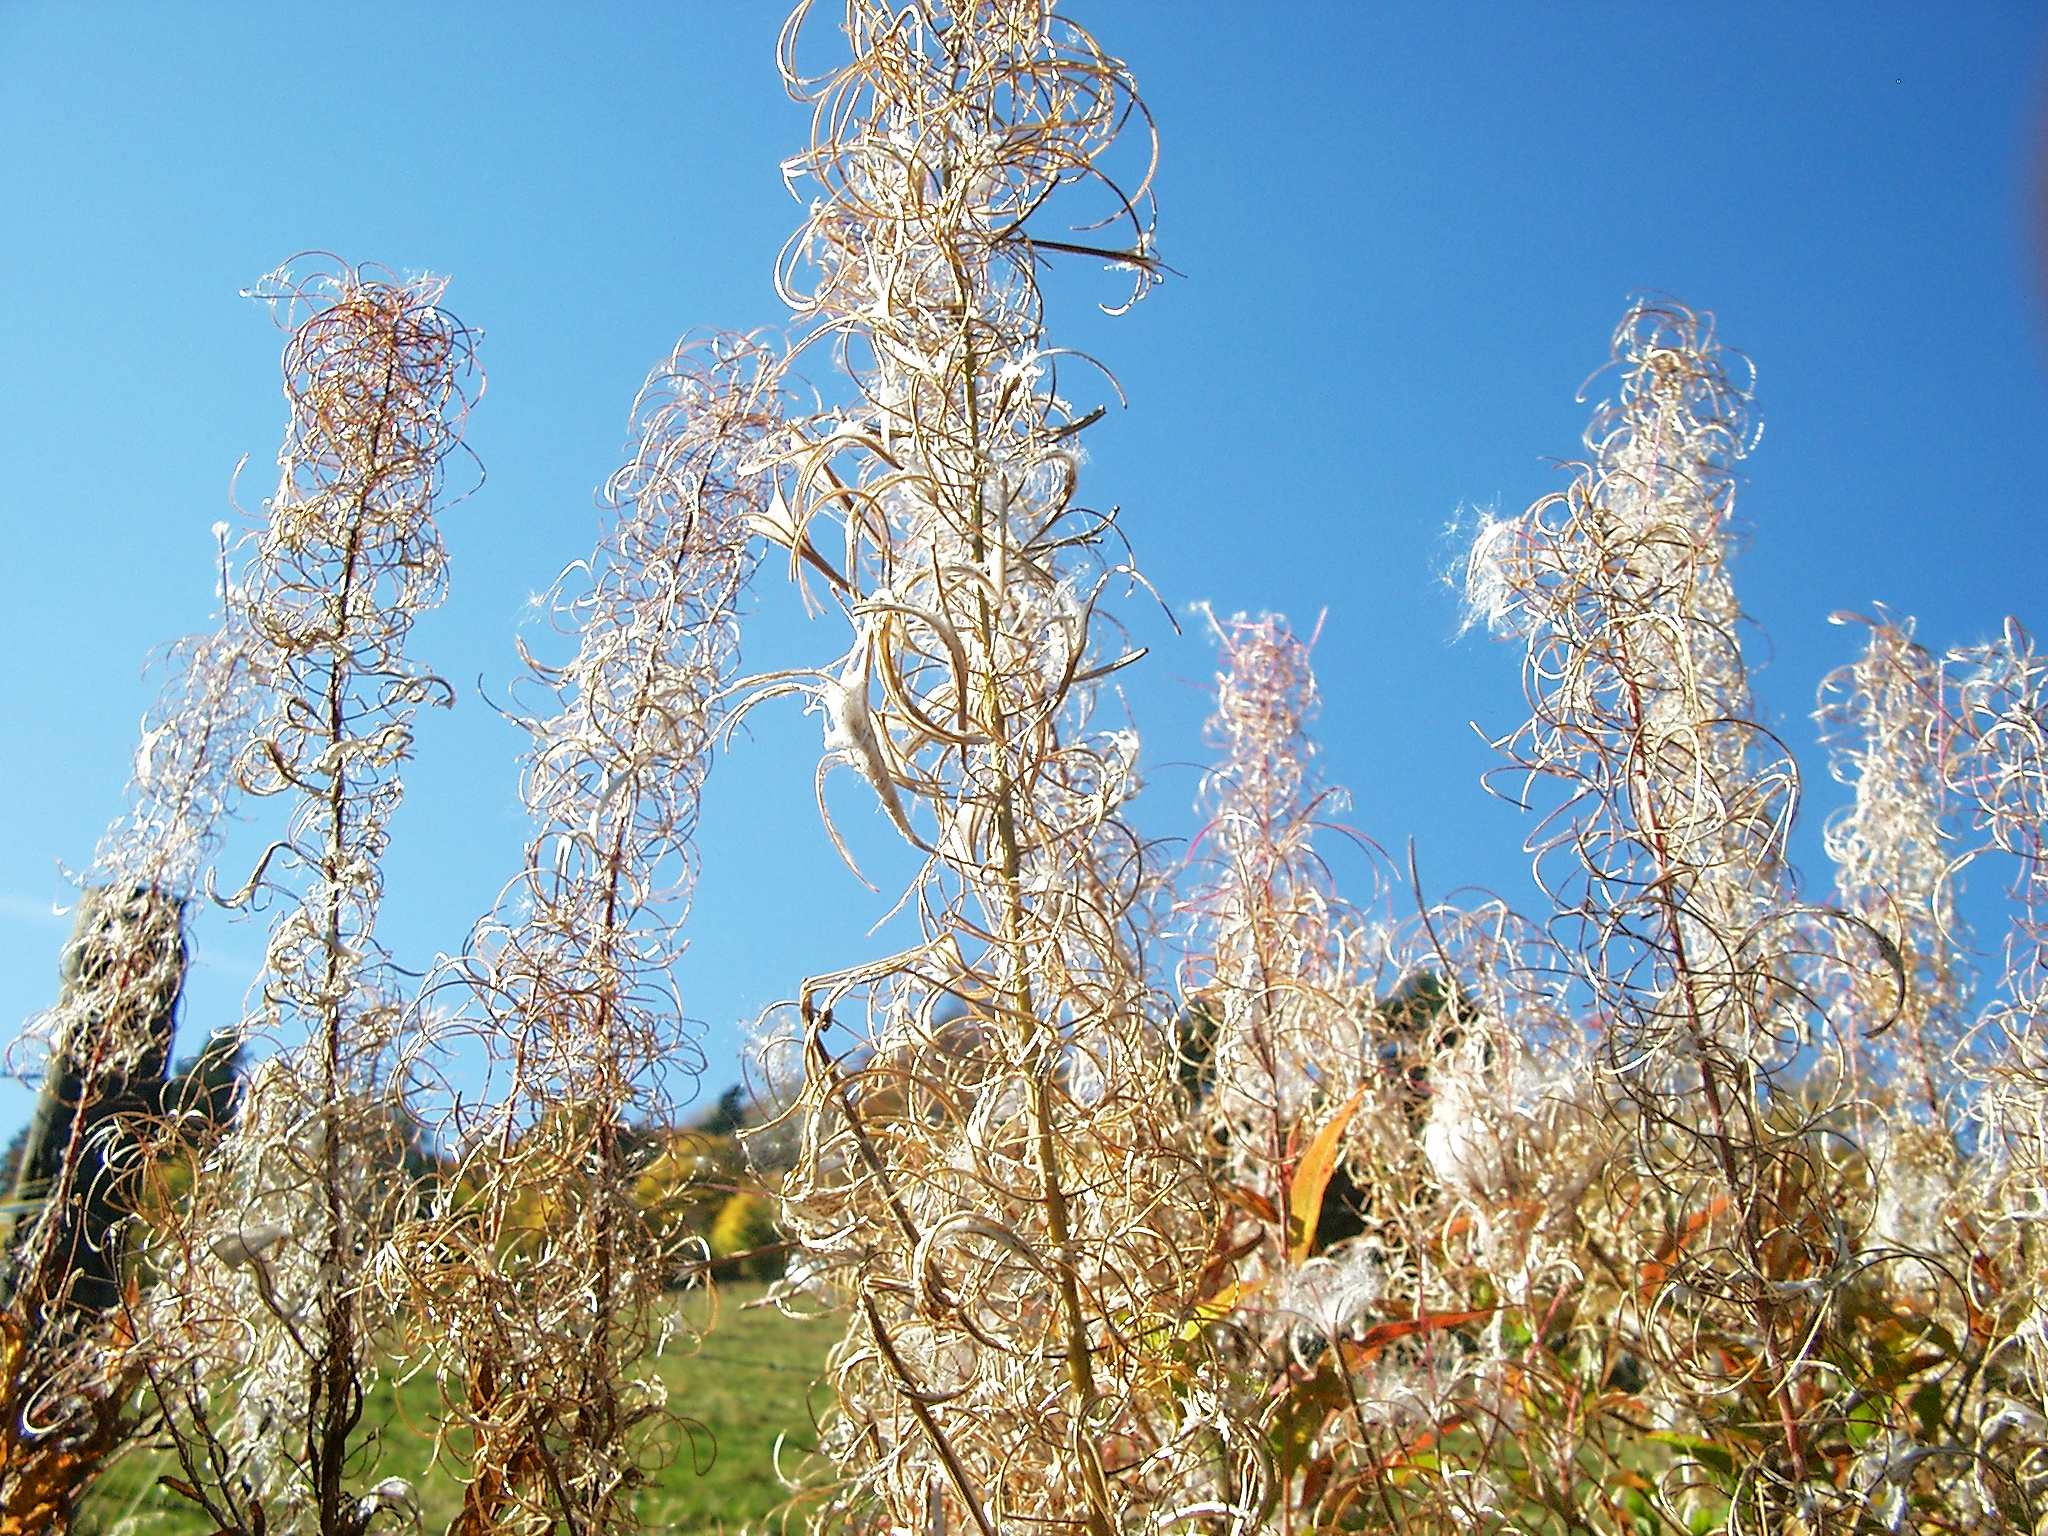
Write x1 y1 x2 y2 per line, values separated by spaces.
142 257 478 1536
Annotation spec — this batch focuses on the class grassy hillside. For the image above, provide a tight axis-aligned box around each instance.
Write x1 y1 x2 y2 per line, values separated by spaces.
80 1283 841 1535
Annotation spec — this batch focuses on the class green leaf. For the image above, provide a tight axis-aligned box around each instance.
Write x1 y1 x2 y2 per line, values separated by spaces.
1646 1430 1738 1479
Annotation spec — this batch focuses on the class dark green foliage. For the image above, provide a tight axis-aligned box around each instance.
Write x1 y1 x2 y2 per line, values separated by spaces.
4 887 184 1320
694 1082 749 1138
1173 995 1220 1105
0 1123 26 1197
159 1026 242 1130
1368 968 1476 1123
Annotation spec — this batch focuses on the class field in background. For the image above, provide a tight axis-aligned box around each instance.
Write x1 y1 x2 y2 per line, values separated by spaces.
79 1283 841 1535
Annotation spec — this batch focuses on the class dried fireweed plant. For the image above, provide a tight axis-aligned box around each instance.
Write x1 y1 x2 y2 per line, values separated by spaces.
386 333 784 1534
1176 607 1379 1204
139 258 480 1536
1174 612 1610 1534
1934 618 2048 1522
1457 303 1861 1531
1815 611 1973 1137
1170 608 1381 1530
1448 301 2048 1534
12 15 2048 1536
0 547 262 1531
736 2 1250 1531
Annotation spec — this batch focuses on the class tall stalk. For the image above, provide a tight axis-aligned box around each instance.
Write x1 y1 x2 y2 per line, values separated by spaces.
144 259 478 1536
750 3 1231 1528
1816 611 1971 1135
1178 609 1373 1219
1945 622 2048 1462
394 334 779 1535
1469 301 1863 1526
0 575 259 1533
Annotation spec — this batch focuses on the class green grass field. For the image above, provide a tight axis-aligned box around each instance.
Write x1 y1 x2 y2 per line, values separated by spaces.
79 1284 843 1535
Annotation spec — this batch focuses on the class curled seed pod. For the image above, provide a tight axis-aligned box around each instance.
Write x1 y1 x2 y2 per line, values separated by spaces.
1469 301 1867 1522
142 257 478 1536
0 566 262 1530
1816 610 1973 1132
746 4 1239 1530
388 334 781 1534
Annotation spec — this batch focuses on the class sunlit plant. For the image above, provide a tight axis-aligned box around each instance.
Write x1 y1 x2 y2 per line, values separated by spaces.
391 333 782 1534
142 258 479 1536
6 11 2047 1536
0 556 259 1531
737 3 1240 1530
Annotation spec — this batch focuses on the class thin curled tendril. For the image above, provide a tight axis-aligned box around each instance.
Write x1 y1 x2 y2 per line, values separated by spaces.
746 5 1232 1531
143 256 478 1536
1467 300 1881 1528
385 333 781 1535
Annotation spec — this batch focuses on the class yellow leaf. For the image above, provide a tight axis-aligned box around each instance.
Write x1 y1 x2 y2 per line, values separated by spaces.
1179 1277 1266 1341
1287 1084 1366 1265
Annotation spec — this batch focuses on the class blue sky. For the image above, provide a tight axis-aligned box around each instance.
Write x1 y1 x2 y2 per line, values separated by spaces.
3 5 2045 1131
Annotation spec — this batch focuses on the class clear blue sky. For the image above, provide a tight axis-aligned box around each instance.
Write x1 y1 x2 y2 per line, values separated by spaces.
3 5 2045 1131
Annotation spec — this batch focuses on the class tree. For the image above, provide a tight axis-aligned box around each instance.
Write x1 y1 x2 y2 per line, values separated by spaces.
693 1084 748 1139
4 888 183 1316
160 1025 243 1132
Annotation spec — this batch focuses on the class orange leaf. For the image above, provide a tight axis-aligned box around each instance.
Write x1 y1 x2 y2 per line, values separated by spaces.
1637 1194 1731 1299
1222 1182 1280 1226
1337 1306 1497 1370
1288 1084 1367 1265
